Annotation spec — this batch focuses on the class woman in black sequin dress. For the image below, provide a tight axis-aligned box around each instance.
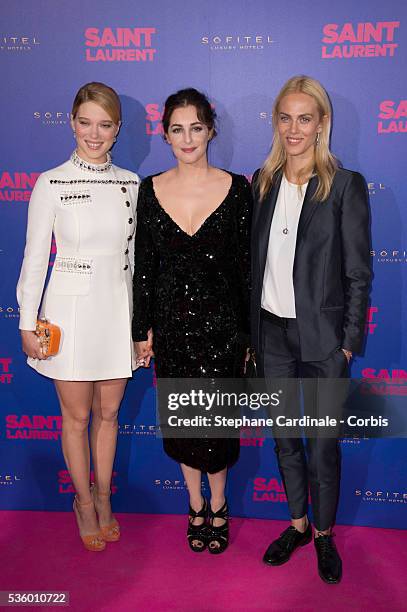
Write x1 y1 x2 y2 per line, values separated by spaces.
132 89 251 553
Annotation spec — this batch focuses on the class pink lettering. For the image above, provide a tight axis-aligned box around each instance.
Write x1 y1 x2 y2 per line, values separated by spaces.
322 23 338 44
84 27 99 46
145 103 161 122
0 358 12 373
85 27 156 48
379 100 395 119
366 306 378 323
338 23 357 43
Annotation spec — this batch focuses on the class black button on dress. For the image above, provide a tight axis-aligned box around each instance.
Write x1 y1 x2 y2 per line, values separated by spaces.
132 173 252 473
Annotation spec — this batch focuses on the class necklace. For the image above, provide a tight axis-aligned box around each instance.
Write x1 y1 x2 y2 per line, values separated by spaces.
282 175 306 235
70 150 112 173
282 176 289 235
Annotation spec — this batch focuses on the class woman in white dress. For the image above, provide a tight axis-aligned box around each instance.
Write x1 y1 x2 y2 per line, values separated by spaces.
17 82 139 551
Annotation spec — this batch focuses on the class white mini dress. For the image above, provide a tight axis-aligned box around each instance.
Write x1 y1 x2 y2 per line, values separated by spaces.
17 151 139 381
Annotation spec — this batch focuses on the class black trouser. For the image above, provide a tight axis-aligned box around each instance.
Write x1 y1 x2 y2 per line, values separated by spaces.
259 309 349 531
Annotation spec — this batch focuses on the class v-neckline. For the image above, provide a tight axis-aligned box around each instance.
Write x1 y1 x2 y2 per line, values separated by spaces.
150 172 234 238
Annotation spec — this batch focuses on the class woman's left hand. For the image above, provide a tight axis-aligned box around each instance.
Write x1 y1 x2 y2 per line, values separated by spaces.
341 348 353 363
134 328 154 367
243 348 256 376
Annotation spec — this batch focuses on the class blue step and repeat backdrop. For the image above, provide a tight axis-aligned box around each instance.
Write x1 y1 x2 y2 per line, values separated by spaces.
1 1 406 529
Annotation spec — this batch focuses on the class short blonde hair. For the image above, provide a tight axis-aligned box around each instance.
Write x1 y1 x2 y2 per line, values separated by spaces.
71 82 121 124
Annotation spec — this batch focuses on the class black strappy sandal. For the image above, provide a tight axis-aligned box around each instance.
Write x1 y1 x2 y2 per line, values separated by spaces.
187 497 208 552
207 499 229 554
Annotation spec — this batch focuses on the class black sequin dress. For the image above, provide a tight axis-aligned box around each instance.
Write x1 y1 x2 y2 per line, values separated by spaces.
132 172 252 473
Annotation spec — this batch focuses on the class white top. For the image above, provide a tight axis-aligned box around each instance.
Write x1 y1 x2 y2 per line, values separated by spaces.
261 175 308 318
16 151 140 380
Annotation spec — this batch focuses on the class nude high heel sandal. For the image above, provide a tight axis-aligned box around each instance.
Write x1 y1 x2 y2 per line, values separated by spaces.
91 484 120 542
73 496 106 552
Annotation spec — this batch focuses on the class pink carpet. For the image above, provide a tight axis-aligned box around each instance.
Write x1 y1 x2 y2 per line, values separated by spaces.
0 511 405 611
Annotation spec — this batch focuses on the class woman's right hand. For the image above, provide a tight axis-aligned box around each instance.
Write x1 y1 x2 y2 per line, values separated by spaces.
134 328 154 368
21 330 47 360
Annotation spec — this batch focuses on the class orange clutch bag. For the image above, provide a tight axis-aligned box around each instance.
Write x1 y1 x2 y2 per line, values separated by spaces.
35 318 61 357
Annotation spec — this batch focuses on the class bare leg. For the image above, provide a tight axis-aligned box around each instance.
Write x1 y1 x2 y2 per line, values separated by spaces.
207 468 228 551
314 528 331 538
90 378 127 526
207 468 227 526
292 515 309 533
181 463 205 547
54 379 99 536
181 463 203 510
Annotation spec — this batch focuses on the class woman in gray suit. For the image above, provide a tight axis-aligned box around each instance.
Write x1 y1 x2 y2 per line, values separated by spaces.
251 75 372 584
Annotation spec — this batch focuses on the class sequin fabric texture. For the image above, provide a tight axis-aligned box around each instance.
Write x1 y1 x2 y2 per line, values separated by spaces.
132 173 252 473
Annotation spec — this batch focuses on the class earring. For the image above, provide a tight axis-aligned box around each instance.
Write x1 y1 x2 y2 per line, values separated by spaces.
316 132 320 146
73 130 76 138
113 136 117 143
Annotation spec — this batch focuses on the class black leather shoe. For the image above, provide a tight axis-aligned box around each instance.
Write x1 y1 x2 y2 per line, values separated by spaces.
314 534 342 584
263 522 312 566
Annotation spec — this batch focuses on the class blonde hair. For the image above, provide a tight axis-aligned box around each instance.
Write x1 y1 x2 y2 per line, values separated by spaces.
257 75 338 202
71 82 121 125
